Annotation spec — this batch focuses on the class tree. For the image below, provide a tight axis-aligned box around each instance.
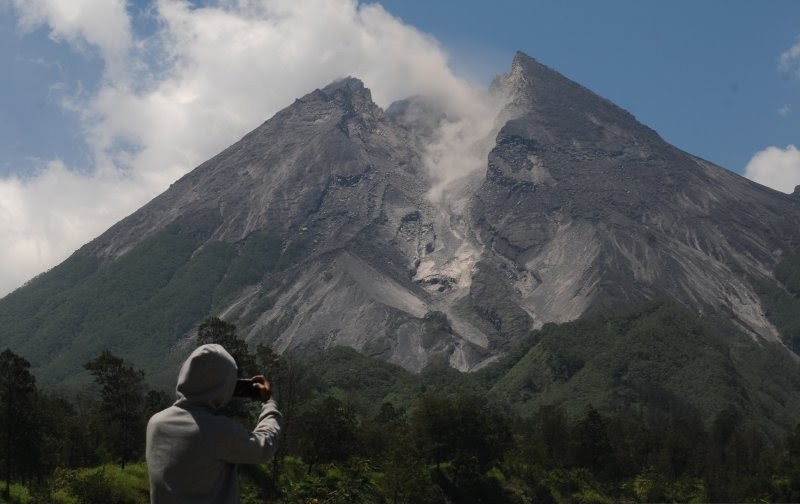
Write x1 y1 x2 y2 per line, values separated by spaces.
297 395 358 473
35 392 88 473
782 422 800 502
411 393 509 473
254 343 311 486
143 389 172 419
538 404 570 468
84 351 145 469
410 393 512 503
705 407 742 500
197 316 255 374
571 405 614 478
0 349 38 497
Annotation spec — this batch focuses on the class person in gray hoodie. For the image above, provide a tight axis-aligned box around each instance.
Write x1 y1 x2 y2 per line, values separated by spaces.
146 344 281 504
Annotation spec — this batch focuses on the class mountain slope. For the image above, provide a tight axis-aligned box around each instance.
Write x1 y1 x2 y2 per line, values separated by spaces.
306 301 800 431
472 53 800 345
1 52 800 389
485 301 800 430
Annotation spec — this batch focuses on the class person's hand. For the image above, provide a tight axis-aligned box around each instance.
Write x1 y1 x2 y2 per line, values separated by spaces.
251 375 272 403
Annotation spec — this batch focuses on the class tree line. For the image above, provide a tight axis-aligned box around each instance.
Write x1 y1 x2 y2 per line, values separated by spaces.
3 316 800 503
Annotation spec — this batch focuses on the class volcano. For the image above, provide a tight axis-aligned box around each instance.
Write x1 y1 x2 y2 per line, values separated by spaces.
1 52 799 388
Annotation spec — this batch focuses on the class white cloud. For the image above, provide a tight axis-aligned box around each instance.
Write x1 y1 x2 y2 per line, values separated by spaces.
779 39 800 77
778 104 791 118
12 0 133 78
0 160 159 294
744 145 800 194
0 0 501 297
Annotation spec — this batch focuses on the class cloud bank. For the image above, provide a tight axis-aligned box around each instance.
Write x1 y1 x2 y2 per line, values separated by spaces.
0 0 499 297
743 40 800 194
744 145 800 194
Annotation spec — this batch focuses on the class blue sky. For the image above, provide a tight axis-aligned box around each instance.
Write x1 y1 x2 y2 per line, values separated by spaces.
0 0 799 296
3 1 799 176
379 0 800 175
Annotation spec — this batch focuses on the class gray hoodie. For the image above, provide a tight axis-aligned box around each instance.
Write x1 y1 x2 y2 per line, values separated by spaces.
146 344 281 504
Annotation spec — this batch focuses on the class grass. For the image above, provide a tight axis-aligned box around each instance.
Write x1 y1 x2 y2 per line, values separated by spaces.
0 464 150 504
50 463 150 504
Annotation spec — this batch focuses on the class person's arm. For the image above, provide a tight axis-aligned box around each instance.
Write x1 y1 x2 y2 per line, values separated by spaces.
214 376 282 464
249 399 282 460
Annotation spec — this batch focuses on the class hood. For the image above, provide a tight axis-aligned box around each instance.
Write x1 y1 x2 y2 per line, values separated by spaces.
174 344 238 410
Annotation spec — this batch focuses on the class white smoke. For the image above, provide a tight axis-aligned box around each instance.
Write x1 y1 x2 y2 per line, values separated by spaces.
744 145 800 194
423 91 509 205
0 0 505 297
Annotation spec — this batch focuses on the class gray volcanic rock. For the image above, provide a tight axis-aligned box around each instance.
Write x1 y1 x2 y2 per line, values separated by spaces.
85 76 483 371
90 77 419 258
4 52 800 384
470 53 800 343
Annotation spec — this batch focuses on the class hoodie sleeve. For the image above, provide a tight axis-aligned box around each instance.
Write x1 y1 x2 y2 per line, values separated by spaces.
213 400 282 465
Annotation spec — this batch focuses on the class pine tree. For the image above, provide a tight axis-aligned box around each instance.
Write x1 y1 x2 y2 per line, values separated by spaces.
84 351 145 469
0 349 38 497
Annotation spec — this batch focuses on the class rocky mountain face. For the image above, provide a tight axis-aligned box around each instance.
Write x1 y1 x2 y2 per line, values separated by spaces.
2 52 800 385
473 54 800 346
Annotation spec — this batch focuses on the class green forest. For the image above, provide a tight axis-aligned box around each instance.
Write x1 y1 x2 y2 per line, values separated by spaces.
3 305 800 504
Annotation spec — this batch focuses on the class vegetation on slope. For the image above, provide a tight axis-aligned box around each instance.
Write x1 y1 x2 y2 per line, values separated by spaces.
0 227 298 387
304 301 800 433
486 302 800 429
4 254 800 503
3 311 800 503
757 250 800 352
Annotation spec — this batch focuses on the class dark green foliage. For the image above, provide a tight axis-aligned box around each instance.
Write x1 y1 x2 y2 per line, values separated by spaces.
2 316 800 503
529 404 571 469
266 301 800 434
36 392 100 472
418 356 483 398
306 346 415 413
266 457 385 504
143 389 172 419
49 465 149 504
213 233 281 307
196 316 256 375
296 396 358 471
484 301 800 429
783 423 800 502
758 251 800 352
571 406 614 478
84 351 146 469
0 349 38 498
253 343 312 485
4 304 800 502
408 392 514 504
0 226 207 386
0 226 307 389
0 255 99 371
411 392 510 473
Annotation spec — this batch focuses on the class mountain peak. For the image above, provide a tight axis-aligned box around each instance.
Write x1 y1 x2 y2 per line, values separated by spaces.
507 51 649 135
511 50 543 74
322 76 366 96
315 76 378 118
5 49 800 396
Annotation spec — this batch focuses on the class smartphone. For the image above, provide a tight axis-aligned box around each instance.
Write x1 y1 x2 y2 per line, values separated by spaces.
233 378 261 400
